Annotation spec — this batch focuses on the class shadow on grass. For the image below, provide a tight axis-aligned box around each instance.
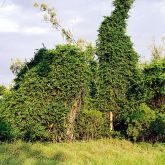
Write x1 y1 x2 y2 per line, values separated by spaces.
0 142 68 165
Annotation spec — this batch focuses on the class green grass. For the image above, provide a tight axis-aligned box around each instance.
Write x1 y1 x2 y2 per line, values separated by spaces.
0 139 164 165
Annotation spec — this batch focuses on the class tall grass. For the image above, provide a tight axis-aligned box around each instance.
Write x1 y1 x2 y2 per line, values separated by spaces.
0 139 164 165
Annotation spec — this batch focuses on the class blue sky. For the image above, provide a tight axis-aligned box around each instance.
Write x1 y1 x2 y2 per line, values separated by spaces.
0 0 165 86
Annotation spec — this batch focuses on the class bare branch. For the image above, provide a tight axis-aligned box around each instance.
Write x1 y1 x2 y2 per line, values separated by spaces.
34 2 76 44
150 37 165 60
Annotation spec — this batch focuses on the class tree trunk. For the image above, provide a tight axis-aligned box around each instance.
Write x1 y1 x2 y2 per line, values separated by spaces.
66 93 82 141
106 111 113 131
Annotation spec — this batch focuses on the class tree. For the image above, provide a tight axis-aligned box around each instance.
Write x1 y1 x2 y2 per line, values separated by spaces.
125 38 165 142
96 0 139 131
34 2 93 49
34 2 75 44
0 45 88 142
33 2 97 140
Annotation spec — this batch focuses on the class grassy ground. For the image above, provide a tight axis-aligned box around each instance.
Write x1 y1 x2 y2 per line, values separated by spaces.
0 139 164 165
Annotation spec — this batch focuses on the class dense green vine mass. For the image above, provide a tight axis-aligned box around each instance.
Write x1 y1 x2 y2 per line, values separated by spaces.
0 85 6 96
0 45 87 141
0 0 164 143
96 0 139 112
143 58 165 109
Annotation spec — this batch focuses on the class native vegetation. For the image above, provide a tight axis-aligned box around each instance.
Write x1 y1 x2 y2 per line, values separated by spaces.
0 0 164 144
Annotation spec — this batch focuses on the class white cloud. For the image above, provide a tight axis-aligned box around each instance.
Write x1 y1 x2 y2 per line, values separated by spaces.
0 17 47 34
0 2 48 34
0 3 20 32
157 1 165 14
0 18 19 32
0 3 20 15
67 16 84 28
22 27 48 35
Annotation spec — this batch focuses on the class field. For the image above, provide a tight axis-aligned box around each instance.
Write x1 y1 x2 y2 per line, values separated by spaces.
0 139 164 165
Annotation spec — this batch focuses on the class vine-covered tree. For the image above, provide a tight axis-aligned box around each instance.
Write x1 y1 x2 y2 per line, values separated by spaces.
96 0 139 131
0 45 87 141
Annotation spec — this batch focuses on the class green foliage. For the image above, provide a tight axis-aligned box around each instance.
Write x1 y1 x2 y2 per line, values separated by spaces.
127 56 165 142
13 48 48 89
151 113 165 141
83 45 98 110
0 85 6 96
0 44 87 141
126 103 156 141
142 57 165 108
0 0 164 144
96 0 139 112
0 119 13 142
76 110 104 140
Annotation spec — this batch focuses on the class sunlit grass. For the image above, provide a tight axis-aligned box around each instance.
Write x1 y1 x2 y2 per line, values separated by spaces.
0 139 164 165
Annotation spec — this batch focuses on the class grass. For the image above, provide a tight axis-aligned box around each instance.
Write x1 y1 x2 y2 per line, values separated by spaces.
0 139 164 165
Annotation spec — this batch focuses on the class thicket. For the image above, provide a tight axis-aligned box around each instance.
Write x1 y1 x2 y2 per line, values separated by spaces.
140 57 165 141
0 0 164 142
143 58 165 109
0 45 89 141
76 109 104 140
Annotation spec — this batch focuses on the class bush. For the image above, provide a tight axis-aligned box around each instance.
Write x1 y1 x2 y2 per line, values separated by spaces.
126 103 156 142
0 119 13 142
76 110 104 140
150 113 165 142
142 57 165 108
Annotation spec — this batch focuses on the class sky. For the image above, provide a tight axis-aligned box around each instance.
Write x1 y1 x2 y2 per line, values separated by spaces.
0 0 165 86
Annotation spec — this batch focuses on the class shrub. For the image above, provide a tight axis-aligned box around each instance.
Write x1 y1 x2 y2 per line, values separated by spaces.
126 103 156 142
150 113 165 142
0 119 13 142
142 57 165 108
76 110 104 140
